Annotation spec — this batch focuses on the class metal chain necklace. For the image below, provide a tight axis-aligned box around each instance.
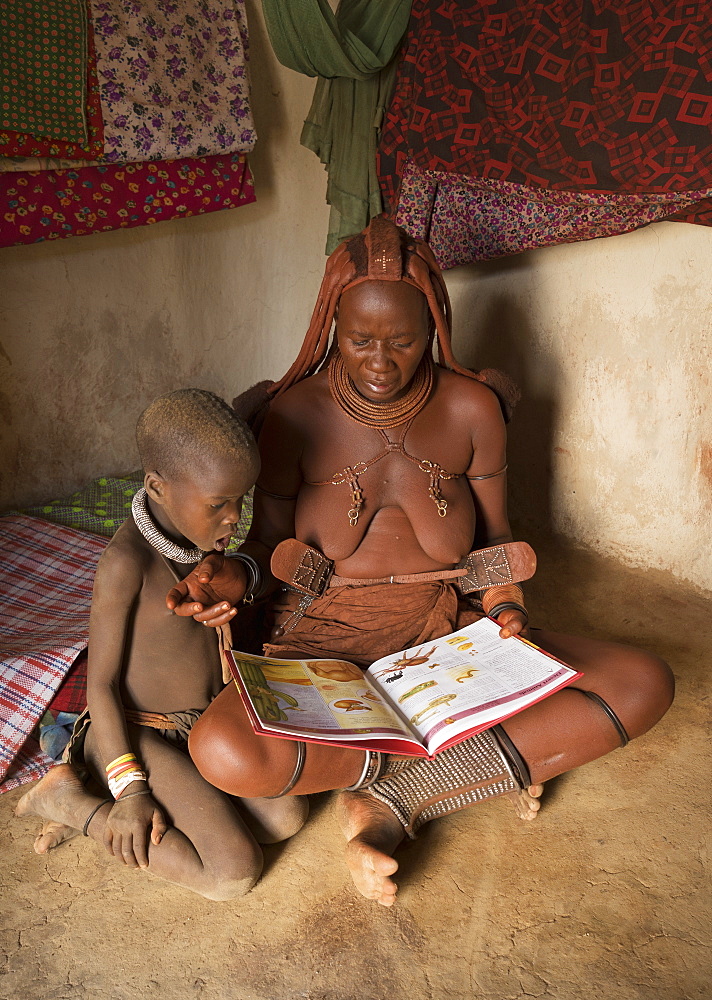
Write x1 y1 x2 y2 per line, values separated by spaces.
328 351 433 428
131 487 206 564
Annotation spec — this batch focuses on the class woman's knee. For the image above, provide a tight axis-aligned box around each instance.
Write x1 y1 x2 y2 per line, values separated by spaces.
539 629 675 742
604 648 675 740
189 707 298 798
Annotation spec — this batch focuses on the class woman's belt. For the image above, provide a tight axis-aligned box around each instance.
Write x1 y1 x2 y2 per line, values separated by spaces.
270 538 536 599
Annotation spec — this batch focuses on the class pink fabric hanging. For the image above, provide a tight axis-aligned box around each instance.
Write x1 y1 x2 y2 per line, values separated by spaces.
0 150 255 247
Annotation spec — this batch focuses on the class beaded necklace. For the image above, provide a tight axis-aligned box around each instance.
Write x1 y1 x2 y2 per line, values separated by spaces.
327 351 433 428
316 352 457 524
131 488 206 564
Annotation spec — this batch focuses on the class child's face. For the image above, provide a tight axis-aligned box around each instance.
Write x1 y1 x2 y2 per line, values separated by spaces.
156 455 257 554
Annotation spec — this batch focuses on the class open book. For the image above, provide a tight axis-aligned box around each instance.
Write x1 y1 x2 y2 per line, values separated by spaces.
225 617 583 759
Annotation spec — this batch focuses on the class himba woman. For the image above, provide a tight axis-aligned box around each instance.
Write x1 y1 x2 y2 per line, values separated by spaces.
168 216 674 906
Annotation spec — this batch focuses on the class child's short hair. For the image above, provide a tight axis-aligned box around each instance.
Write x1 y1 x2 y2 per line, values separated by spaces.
136 388 258 479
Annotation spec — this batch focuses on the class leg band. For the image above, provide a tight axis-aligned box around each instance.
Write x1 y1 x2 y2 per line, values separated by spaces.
573 689 630 747
343 750 384 791
365 729 522 838
491 724 532 788
268 741 306 797
82 798 112 837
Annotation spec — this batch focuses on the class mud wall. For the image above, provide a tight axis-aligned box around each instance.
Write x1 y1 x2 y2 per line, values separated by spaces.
1 1 710 592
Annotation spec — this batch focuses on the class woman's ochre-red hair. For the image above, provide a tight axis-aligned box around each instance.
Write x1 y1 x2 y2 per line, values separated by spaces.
233 216 518 428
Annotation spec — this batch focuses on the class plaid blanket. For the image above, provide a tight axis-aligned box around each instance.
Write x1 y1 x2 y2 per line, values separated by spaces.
47 650 87 715
0 515 107 793
1 475 255 793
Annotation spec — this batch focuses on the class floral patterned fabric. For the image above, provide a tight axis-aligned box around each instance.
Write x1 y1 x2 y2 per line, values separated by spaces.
396 160 712 269
0 151 255 247
91 0 256 162
0 1 256 171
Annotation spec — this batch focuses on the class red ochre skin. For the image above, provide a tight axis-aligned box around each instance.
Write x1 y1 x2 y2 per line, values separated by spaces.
174 280 673 791
169 280 673 905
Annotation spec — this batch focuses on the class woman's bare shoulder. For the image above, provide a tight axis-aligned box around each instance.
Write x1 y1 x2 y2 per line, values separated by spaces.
270 372 330 410
435 367 507 421
263 372 332 431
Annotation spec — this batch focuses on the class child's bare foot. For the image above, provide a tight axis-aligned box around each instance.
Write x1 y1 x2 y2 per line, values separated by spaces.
33 819 80 854
336 791 404 907
15 763 105 849
507 783 544 821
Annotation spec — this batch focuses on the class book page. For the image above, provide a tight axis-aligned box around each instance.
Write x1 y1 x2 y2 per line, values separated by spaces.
366 618 582 755
227 651 416 744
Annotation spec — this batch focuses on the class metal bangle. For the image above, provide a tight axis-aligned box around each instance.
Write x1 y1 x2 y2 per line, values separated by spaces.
344 751 383 791
267 741 306 797
82 798 112 837
231 551 264 604
466 463 508 481
487 601 528 623
115 788 152 802
572 688 630 747
491 725 532 788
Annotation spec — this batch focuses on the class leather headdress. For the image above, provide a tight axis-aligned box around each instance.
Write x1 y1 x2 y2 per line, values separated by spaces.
233 216 518 430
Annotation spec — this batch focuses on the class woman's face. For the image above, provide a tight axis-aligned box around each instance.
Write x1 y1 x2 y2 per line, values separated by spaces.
335 280 430 403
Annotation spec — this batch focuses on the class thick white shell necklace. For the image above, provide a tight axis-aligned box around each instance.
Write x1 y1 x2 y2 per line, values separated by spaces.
131 487 206 564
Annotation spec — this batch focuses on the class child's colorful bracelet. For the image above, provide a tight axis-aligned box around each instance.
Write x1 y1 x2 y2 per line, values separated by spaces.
105 753 136 772
106 754 147 799
110 770 147 798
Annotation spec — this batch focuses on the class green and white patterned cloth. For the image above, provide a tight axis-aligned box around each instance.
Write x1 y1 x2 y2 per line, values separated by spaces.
15 472 253 547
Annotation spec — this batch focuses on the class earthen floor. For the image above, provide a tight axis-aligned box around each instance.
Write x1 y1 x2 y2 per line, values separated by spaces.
2 539 710 1000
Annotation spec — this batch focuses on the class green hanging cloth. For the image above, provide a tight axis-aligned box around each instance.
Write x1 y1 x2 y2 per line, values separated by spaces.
261 0 411 252
0 0 89 144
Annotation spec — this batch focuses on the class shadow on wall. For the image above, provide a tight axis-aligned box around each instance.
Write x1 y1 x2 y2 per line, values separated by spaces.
245 0 289 203
448 259 560 543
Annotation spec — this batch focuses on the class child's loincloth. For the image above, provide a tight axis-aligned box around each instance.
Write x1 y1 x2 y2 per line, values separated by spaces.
64 707 203 770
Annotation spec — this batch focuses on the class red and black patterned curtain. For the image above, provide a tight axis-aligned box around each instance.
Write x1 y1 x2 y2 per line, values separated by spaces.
378 1 712 267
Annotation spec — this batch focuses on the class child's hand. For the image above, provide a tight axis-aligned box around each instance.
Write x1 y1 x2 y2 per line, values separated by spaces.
103 793 168 869
166 553 249 627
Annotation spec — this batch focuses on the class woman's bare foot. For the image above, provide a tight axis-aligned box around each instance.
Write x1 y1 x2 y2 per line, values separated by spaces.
15 763 106 851
507 783 544 821
336 791 404 907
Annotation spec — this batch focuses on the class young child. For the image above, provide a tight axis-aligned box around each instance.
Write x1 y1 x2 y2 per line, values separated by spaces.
16 389 307 900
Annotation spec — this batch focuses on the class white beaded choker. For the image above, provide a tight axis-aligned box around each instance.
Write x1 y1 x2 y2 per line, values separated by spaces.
131 487 206 564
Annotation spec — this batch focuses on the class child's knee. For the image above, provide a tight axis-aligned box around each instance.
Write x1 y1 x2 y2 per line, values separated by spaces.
201 845 264 902
258 795 309 844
